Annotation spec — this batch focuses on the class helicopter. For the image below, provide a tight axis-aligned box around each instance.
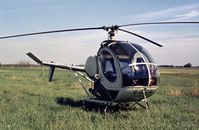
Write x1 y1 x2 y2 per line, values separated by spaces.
1 21 199 112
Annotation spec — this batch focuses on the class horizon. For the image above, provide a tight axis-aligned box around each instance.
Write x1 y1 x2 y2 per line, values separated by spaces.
0 0 199 66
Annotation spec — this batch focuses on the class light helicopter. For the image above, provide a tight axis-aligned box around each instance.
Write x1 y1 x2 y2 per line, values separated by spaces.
1 21 199 112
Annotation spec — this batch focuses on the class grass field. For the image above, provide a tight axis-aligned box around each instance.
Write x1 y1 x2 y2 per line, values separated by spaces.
0 66 199 130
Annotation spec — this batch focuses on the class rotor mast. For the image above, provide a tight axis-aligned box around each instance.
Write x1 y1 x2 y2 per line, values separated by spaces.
104 26 118 40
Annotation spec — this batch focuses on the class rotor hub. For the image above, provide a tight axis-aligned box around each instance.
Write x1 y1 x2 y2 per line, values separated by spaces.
103 25 118 40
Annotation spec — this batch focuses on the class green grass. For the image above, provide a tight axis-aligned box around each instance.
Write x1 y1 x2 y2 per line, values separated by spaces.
0 67 199 130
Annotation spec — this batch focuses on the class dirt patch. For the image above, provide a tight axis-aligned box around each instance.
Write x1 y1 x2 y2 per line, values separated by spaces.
167 89 183 96
190 88 199 97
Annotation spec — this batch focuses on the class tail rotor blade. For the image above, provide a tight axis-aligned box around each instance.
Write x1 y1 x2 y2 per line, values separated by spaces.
49 66 55 82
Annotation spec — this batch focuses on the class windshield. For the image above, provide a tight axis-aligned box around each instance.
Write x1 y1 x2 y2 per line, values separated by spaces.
109 41 159 86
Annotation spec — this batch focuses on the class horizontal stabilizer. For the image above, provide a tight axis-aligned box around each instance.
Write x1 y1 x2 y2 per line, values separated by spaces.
26 52 43 64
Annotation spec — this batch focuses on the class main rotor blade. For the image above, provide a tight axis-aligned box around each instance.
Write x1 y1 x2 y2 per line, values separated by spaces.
119 21 199 27
0 27 105 39
118 28 163 47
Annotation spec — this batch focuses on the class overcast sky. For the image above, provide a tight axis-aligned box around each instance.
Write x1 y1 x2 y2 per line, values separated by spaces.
0 0 199 66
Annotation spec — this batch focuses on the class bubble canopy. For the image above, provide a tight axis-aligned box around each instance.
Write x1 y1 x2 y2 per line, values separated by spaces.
99 41 160 87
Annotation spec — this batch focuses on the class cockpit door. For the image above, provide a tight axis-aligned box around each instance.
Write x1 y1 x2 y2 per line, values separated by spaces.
97 47 122 90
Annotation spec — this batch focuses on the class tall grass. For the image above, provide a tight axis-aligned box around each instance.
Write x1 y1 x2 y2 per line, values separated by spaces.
0 67 199 129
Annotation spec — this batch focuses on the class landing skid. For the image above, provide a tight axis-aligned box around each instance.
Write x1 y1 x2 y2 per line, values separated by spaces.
83 99 116 114
129 99 149 109
83 97 150 114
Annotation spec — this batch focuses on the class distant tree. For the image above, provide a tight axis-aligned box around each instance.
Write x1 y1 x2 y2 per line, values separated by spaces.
170 65 174 67
16 60 31 67
184 63 192 68
159 65 175 67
